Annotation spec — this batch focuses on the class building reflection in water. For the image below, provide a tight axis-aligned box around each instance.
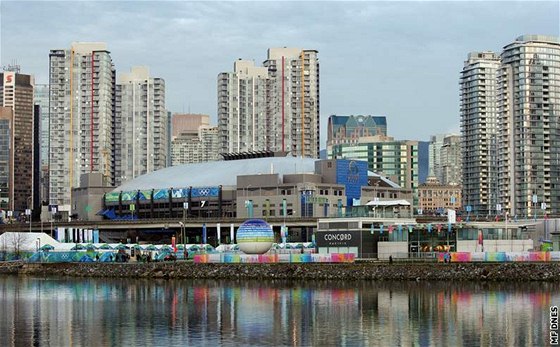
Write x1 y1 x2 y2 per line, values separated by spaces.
0 275 557 346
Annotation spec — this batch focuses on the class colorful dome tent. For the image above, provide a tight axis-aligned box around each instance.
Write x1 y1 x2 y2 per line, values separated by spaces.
99 252 114 262
40 244 55 251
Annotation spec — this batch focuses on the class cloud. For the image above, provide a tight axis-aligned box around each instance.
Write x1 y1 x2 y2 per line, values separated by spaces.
1 1 558 146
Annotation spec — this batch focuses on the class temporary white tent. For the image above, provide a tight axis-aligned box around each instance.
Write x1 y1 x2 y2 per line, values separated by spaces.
0 232 59 252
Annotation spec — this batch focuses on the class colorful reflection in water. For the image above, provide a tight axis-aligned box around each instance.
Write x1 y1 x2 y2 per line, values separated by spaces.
0 276 557 346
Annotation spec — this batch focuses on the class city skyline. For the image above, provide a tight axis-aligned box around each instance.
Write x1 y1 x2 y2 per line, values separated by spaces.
1 1 557 146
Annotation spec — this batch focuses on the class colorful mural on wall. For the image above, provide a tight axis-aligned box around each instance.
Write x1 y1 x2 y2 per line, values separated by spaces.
437 252 557 263
194 253 355 264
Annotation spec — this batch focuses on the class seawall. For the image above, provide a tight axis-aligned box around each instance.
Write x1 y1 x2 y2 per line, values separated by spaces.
1 261 560 281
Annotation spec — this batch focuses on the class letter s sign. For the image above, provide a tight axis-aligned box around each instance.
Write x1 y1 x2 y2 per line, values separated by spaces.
4 73 14 86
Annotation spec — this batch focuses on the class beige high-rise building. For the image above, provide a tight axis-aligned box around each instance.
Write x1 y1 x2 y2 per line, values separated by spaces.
264 48 320 158
172 113 210 139
171 113 218 165
48 42 115 211
172 125 220 165
115 66 167 186
218 48 320 158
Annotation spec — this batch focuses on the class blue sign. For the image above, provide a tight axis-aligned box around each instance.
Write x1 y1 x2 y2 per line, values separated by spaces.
466 205 472 212
335 160 368 206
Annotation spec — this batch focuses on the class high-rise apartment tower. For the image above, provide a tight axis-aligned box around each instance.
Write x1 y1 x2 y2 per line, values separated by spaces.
218 48 320 158
498 35 560 217
460 52 500 215
48 42 116 211
115 66 167 186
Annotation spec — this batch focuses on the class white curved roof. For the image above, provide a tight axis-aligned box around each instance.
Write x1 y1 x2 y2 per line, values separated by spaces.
114 157 316 191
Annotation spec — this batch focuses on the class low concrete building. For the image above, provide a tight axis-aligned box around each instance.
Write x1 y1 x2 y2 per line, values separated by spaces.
72 173 115 221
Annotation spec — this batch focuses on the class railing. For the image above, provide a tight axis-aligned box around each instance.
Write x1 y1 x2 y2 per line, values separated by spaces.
356 252 439 261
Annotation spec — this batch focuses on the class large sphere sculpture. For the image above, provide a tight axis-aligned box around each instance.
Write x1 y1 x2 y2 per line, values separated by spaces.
236 219 274 254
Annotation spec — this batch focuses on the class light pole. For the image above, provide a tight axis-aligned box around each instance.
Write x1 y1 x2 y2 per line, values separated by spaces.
179 221 186 259
532 194 538 221
50 206 57 239
505 211 511 251
183 201 188 223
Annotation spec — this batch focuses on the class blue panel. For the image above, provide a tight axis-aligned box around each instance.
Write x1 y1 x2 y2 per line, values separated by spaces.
172 189 184 198
191 187 219 198
336 160 368 206
153 189 168 201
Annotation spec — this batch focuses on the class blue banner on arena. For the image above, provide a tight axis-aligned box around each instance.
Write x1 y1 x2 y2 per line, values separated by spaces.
192 187 219 198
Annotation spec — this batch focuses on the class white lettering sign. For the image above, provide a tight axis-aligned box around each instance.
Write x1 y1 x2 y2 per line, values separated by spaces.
324 233 352 241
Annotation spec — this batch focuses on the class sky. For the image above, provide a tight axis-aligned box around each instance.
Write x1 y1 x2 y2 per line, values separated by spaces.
1 1 558 147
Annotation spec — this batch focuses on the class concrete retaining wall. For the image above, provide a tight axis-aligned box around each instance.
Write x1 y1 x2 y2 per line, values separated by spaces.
1 261 560 281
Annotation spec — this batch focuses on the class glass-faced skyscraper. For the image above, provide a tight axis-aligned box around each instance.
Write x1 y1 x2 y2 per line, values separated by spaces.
498 35 560 217
48 42 115 210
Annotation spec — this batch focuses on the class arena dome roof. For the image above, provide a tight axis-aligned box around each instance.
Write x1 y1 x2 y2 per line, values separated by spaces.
113 157 317 192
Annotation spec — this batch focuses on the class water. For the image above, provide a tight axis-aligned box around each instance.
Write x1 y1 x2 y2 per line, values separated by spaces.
0 275 556 346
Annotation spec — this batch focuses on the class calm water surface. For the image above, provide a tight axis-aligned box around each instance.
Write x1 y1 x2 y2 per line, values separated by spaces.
0 275 557 346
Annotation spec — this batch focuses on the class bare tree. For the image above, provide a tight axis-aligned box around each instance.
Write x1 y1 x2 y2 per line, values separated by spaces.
5 233 31 260
0 237 7 261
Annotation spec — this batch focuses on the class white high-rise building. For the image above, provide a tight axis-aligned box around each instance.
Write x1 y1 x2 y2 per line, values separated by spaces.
218 48 320 158
218 60 269 154
498 35 560 217
34 84 49 203
460 51 500 215
115 66 167 186
440 135 462 186
48 42 115 211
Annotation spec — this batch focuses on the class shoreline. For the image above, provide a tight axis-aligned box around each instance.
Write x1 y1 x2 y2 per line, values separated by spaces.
1 261 560 281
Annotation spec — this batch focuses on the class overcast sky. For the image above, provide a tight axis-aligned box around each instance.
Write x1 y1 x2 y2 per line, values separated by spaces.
1 1 558 147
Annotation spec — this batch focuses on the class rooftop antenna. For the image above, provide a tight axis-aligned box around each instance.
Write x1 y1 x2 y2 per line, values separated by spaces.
2 60 21 73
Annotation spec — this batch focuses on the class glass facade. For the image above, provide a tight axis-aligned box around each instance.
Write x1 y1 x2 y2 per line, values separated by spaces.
330 140 419 205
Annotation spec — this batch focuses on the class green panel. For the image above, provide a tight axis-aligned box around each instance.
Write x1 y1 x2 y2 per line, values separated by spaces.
105 192 120 203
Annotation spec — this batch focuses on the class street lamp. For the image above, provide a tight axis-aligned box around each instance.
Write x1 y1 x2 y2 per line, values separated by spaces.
50 206 57 239
25 208 32 233
179 221 186 259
